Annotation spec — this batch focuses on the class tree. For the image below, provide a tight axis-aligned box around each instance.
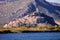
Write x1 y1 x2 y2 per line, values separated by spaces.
26 24 37 27
18 22 26 27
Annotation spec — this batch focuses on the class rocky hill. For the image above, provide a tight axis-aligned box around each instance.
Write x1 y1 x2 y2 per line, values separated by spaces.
0 0 60 27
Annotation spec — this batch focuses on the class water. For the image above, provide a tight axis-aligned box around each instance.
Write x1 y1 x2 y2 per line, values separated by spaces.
0 32 60 40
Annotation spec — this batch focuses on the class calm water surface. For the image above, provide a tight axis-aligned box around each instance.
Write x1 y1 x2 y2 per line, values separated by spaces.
0 32 60 40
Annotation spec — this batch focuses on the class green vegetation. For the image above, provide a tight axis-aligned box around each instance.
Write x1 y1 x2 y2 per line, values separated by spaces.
0 25 60 33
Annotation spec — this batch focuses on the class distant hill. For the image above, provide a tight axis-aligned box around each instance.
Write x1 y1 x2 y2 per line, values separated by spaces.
0 0 60 27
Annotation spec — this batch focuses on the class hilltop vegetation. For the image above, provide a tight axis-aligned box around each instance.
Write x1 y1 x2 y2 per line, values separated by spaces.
0 25 60 33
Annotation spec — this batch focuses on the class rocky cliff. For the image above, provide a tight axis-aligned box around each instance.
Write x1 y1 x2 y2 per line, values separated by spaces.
0 0 60 27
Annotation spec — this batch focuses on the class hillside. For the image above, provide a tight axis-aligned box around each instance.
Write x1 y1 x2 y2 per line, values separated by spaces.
0 0 60 27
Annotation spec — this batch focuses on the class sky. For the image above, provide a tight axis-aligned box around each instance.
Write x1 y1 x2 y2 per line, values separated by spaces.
46 0 60 3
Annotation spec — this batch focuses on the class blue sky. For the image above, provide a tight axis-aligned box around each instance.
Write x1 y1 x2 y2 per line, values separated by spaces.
46 0 60 3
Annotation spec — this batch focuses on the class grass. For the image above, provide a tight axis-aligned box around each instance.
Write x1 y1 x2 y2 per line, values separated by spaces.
0 25 60 33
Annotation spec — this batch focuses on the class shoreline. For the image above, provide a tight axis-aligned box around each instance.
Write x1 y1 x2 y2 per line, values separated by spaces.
0 30 60 34
0 26 60 34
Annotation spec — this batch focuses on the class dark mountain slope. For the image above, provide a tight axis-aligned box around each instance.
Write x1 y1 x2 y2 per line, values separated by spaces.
35 0 60 21
35 13 58 26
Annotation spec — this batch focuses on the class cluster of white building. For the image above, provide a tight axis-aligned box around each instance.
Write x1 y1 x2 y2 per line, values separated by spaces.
3 14 40 28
